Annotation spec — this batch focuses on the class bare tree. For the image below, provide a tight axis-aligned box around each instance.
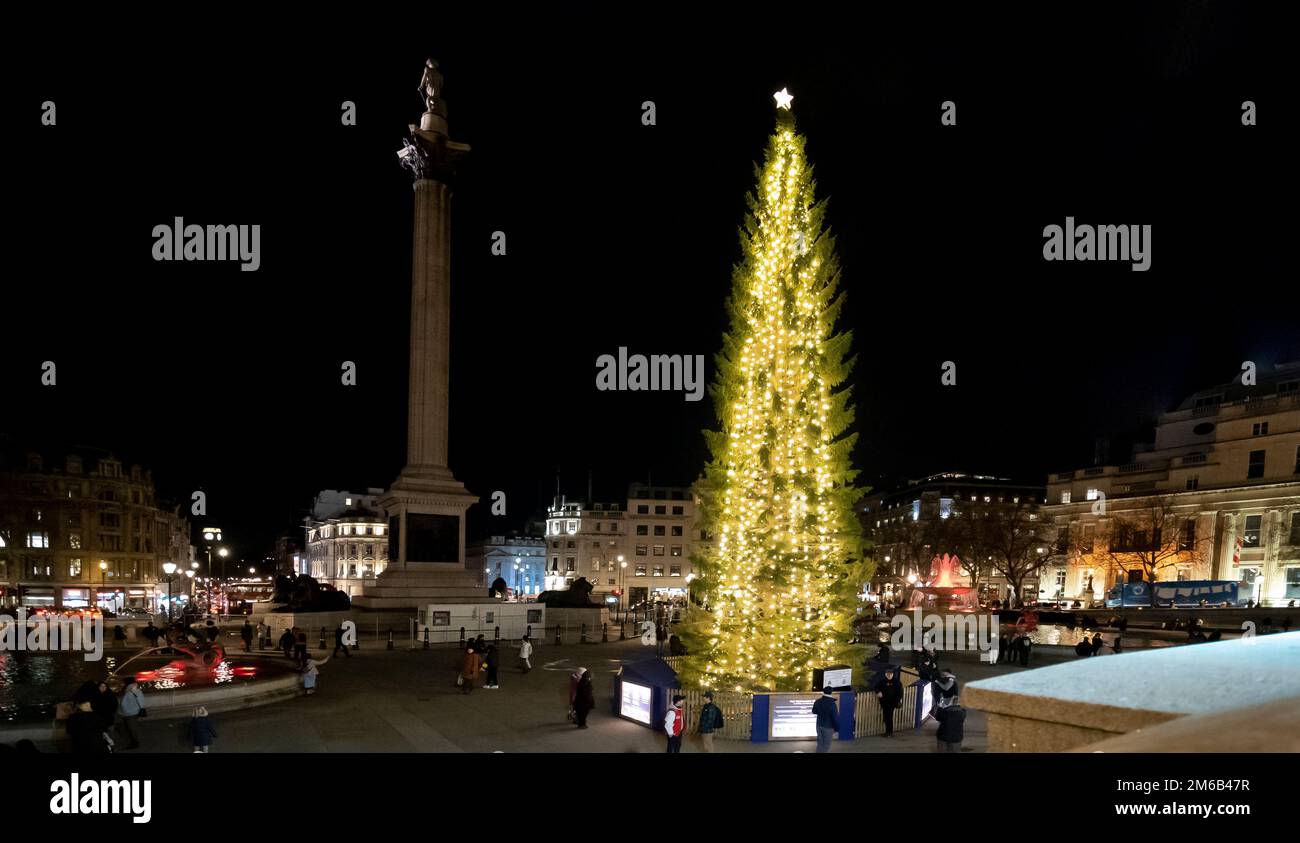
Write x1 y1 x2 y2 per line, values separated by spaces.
1095 496 1213 587
967 498 1062 603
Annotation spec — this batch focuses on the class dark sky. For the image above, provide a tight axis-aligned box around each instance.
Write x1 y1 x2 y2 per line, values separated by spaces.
4 9 1294 561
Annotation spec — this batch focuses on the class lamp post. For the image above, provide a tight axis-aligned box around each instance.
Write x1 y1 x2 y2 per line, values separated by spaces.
98 561 107 613
618 556 627 620
162 562 177 621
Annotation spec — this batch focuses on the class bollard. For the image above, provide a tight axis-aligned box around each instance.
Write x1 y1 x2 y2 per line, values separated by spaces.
423 627 430 650
602 622 608 643
459 627 466 648
554 624 561 646
319 628 326 648
387 629 394 651
494 625 500 643
619 621 626 641
581 623 588 644
526 625 532 641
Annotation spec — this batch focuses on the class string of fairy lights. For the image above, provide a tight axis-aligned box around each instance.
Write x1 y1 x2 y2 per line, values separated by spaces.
699 90 856 692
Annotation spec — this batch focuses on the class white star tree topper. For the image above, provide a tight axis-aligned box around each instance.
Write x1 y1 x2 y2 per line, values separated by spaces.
773 87 793 110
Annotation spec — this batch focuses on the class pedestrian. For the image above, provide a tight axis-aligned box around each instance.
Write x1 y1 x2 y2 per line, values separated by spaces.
812 687 838 753
572 667 595 728
665 694 685 753
1074 638 1091 658
998 634 1012 665
187 706 217 753
933 696 966 752
91 681 118 732
933 670 959 709
474 634 487 655
1090 633 1105 656
143 621 160 647
66 701 110 754
241 619 254 653
116 680 146 750
279 627 295 659
205 619 219 642
332 624 351 658
697 691 724 752
1018 634 1033 667
460 646 480 694
877 668 903 737
518 635 533 673
302 657 319 696
113 625 127 648
656 623 668 657
294 629 309 668
484 644 500 689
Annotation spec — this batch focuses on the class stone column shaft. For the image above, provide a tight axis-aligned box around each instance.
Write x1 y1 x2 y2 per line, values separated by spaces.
407 178 452 472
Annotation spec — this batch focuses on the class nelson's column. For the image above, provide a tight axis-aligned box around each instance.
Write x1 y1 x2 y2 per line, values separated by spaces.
353 60 493 612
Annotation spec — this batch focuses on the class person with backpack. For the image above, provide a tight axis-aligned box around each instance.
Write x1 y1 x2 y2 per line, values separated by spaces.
188 706 218 753
665 694 685 753
697 691 724 752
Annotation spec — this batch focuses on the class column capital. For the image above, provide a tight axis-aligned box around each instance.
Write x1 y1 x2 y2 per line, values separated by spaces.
398 128 470 185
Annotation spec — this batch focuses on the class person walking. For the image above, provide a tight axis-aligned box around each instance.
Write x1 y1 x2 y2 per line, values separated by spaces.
91 681 118 733
116 680 146 750
204 619 219 643
812 687 838 753
518 635 533 673
240 619 254 653
302 657 320 696
187 706 218 753
294 629 309 668
697 691 724 752
473 634 487 656
142 620 160 647
332 625 352 658
933 696 966 752
279 627 295 659
66 701 110 754
460 646 481 694
484 644 500 689
933 670 959 709
1090 632 1105 656
877 668 903 737
1018 633 1033 667
113 625 128 648
664 695 685 753
572 667 595 729
655 623 668 657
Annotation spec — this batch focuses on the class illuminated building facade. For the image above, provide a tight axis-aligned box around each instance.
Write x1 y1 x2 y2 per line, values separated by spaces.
302 488 390 598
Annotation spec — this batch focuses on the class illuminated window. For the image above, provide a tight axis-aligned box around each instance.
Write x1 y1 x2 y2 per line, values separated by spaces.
1060 491 1072 504
635 565 646 577
670 545 682 556
27 531 50 548
1086 489 1099 501
69 532 82 549
69 558 82 577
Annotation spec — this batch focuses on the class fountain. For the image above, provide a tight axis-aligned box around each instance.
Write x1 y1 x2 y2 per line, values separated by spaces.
906 553 981 612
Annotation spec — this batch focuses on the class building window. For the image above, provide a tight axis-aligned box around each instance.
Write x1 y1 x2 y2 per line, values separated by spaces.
654 506 666 515
565 557 575 572
1247 450 1266 479
1252 421 1269 436
1290 513 1300 546
566 521 577 534
68 558 82 577
550 556 559 571
671 525 683 537
100 512 121 529
592 559 600 572
1286 567 1300 599
27 531 51 549
670 545 682 557
635 565 646 577
637 505 649 514
1242 515 1262 547
652 545 665 557
670 565 681 577
1085 488 1100 501
591 541 600 549
69 532 82 549
653 525 666 536
1294 445 1300 474
1186 476 1199 491
636 525 648 536
652 566 664 577
1060 491 1072 504
672 506 684 515
609 522 620 531
607 561 615 572
636 545 648 556
1179 520 1196 551
566 541 576 549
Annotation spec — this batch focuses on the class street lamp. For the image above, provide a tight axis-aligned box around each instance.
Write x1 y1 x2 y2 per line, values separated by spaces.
162 562 177 621
98 561 107 612
618 555 627 619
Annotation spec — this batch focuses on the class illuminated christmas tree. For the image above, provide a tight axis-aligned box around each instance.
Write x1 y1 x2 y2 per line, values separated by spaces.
681 89 870 693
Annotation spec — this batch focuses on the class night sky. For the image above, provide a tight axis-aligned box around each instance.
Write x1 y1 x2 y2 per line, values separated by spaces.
4 9 1294 561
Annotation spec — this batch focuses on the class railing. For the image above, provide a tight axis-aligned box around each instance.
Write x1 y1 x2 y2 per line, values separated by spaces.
1181 453 1207 465
1118 461 1167 474
854 683 919 737
676 688 753 740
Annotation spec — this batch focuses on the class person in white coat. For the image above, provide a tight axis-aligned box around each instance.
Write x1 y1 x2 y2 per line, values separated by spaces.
518 635 533 673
